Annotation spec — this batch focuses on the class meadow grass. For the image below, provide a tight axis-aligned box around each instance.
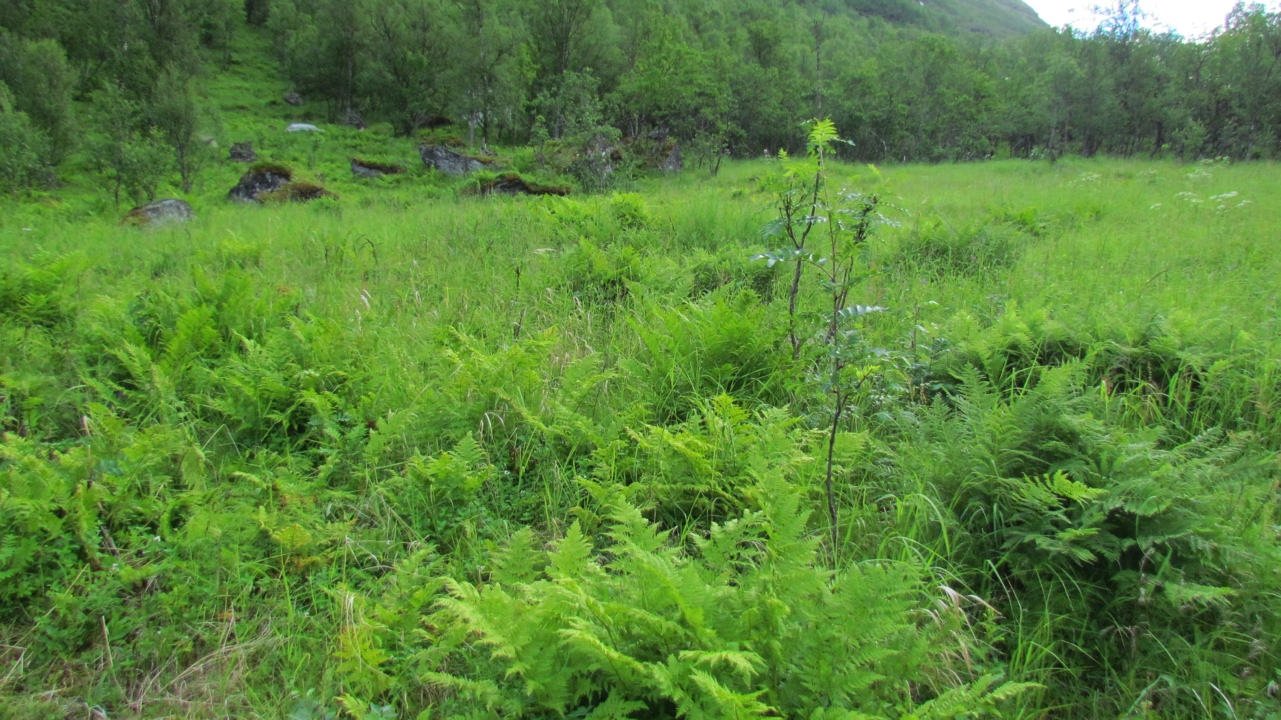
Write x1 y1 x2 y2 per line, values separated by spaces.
2 152 1280 718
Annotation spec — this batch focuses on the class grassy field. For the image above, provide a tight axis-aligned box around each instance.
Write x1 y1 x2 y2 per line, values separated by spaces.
4 104 1281 720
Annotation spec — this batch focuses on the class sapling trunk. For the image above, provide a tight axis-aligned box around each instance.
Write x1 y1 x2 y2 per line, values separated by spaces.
789 257 804 358
825 384 845 553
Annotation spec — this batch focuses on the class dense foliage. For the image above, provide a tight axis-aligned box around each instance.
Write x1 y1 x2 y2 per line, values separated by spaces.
6 1 1281 198
3 3 1281 720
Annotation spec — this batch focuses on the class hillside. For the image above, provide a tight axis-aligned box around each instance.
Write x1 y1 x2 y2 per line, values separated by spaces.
844 0 1047 36
7 3 1281 720
931 0 1048 35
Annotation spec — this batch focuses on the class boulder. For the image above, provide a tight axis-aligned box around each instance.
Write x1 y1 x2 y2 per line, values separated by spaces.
417 114 454 130
351 158 405 178
123 199 194 226
229 142 257 163
258 182 337 203
660 142 683 173
284 92 304 106
287 123 320 133
341 108 367 130
420 144 485 175
475 173 570 197
229 164 293 202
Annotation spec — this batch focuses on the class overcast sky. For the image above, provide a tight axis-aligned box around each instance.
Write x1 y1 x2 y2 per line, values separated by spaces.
1021 0 1265 37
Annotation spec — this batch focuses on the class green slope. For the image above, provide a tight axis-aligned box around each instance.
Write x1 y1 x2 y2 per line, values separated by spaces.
931 0 1049 36
847 0 1048 37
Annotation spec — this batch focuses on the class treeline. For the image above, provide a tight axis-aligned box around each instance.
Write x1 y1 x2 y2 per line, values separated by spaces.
3 0 1281 197
260 0 1281 162
0 0 234 197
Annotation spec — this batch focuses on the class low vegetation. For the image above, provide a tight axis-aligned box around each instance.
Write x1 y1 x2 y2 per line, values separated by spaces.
3 3 1281 720
4 116 1281 717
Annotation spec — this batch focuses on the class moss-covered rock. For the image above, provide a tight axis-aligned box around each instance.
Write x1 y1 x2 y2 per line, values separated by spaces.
472 173 571 197
229 164 293 202
258 182 337 203
351 157 406 178
122 199 194 226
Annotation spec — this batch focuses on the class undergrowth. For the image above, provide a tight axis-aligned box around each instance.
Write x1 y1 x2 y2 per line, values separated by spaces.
2 150 1280 719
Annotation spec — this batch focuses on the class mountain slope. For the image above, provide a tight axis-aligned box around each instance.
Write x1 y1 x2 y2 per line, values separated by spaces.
932 0 1049 36
847 0 1048 37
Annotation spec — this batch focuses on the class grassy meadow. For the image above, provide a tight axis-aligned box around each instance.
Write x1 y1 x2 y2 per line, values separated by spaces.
3 148 1281 719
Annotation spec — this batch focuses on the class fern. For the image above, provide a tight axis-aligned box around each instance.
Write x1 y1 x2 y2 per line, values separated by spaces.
414 475 1023 718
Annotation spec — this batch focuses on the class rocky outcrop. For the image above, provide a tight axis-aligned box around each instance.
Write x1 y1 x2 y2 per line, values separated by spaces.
351 158 406 178
420 144 484 175
475 173 571 197
229 142 257 163
417 114 453 130
287 123 320 133
258 182 337 203
626 135 683 172
123 199 194 226
659 142 683 173
341 108 367 130
284 92 303 106
229 164 293 202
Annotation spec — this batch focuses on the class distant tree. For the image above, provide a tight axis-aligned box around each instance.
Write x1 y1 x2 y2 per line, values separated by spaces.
0 36 77 164
245 0 271 26
149 66 205 193
530 0 600 81
88 85 172 206
0 82 50 194
531 69 606 140
197 0 242 68
268 0 362 117
359 0 451 136
608 22 732 141
448 0 528 146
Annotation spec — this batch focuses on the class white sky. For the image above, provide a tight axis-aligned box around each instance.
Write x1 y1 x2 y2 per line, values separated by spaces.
1021 0 1270 37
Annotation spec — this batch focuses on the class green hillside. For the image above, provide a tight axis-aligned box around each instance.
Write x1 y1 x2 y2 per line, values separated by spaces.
849 0 1048 36
9 3 1281 720
932 0 1048 35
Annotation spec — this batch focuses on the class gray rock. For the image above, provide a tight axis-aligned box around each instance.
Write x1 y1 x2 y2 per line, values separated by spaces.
350 158 405 178
287 123 320 133
229 165 293 202
229 142 257 162
476 174 570 197
124 199 194 226
284 92 304 106
420 144 484 175
341 108 367 130
660 142 683 173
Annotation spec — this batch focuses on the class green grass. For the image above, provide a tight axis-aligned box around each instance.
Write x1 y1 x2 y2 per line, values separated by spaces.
3 151 1279 718
3 38 1281 717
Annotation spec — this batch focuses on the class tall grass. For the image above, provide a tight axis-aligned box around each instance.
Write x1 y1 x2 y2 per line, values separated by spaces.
2 156 1279 718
